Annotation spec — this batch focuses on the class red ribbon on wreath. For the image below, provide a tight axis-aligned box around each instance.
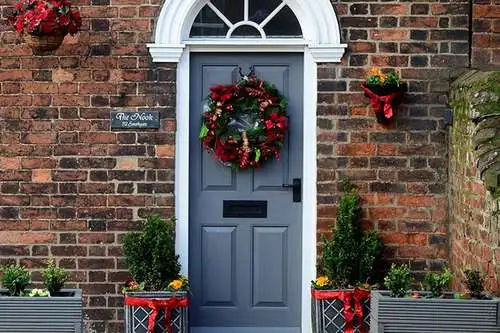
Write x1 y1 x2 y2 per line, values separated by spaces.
125 295 188 333
361 83 401 120
311 288 370 333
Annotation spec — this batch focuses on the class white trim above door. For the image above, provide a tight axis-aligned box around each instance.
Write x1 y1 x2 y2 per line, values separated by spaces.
147 0 347 62
148 1 346 332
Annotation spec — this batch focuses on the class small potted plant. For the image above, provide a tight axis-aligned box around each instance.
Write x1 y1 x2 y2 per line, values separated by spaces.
312 180 383 333
371 265 500 333
361 68 404 124
0 259 83 332
463 268 486 299
123 215 189 333
9 0 82 51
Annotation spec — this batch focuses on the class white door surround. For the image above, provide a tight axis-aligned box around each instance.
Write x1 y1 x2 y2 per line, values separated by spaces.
148 0 346 63
147 1 346 332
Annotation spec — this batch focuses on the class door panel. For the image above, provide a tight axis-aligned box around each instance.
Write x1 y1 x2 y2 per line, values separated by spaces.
201 226 236 306
252 226 288 306
201 154 236 190
189 53 303 333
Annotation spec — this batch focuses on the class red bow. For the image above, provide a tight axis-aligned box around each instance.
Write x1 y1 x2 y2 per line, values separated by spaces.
361 83 401 120
311 288 370 333
125 295 189 333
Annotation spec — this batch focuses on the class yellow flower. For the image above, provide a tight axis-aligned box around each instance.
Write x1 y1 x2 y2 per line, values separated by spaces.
369 67 382 77
379 74 386 83
315 276 330 287
168 279 183 290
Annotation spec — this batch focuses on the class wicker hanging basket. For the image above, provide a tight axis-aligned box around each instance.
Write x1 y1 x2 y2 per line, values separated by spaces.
24 34 65 51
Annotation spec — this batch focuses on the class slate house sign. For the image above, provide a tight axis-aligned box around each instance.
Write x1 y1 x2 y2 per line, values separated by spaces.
111 111 160 129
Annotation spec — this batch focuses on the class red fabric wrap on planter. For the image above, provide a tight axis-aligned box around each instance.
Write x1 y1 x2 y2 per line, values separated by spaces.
125 295 188 333
311 288 370 333
361 83 401 120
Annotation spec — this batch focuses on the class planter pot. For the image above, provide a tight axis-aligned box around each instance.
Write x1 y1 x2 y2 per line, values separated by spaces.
0 288 83 333
370 290 500 333
311 288 370 333
125 291 188 333
25 34 65 51
362 84 404 124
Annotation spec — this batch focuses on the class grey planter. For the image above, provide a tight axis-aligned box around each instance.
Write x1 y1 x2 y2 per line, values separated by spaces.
0 288 83 333
371 290 500 333
311 289 370 333
125 291 188 333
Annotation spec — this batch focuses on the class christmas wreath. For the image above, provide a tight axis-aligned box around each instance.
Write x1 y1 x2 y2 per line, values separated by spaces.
199 74 288 170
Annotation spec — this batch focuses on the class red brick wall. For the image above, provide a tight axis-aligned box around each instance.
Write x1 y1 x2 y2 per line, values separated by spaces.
0 0 491 331
316 1 471 276
472 0 500 69
0 0 174 330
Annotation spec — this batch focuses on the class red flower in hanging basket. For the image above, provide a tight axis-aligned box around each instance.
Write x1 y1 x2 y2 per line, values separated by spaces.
362 68 404 124
9 0 82 50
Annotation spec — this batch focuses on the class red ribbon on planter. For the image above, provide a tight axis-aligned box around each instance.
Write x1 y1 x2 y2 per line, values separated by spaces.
361 83 401 120
311 288 370 333
125 295 188 333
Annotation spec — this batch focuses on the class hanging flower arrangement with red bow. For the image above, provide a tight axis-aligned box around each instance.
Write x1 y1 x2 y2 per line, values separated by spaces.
361 68 404 124
9 0 82 51
199 75 288 170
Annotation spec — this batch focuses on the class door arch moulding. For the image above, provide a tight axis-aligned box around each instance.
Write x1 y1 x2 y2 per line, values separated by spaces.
147 0 347 62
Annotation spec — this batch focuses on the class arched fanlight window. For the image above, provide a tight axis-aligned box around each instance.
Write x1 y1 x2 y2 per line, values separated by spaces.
190 0 303 38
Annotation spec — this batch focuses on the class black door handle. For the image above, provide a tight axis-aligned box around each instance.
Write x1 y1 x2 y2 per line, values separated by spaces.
282 178 301 203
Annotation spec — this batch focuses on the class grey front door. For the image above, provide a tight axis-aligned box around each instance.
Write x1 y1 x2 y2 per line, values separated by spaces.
189 53 303 333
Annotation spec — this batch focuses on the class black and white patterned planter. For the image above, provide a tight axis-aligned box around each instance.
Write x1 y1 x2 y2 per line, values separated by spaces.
125 291 188 333
311 289 370 333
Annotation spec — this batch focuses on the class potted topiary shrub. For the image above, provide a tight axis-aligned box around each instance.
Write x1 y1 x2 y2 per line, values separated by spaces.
0 259 83 333
123 215 189 333
371 265 500 333
9 0 82 51
312 180 383 333
361 68 404 124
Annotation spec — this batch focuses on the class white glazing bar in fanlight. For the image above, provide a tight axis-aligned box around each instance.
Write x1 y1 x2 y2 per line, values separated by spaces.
259 1 286 29
244 0 249 21
226 21 266 38
207 1 234 31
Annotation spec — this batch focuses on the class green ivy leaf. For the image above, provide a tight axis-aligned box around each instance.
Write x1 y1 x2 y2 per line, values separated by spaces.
199 125 209 139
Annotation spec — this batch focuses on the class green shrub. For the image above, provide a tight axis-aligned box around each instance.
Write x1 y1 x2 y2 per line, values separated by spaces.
423 268 452 298
464 268 485 297
321 180 383 288
359 231 383 283
1 265 31 296
42 259 69 294
384 263 412 298
123 215 181 291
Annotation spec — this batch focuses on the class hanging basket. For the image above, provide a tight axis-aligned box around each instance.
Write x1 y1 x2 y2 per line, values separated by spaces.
361 83 404 125
25 34 65 51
